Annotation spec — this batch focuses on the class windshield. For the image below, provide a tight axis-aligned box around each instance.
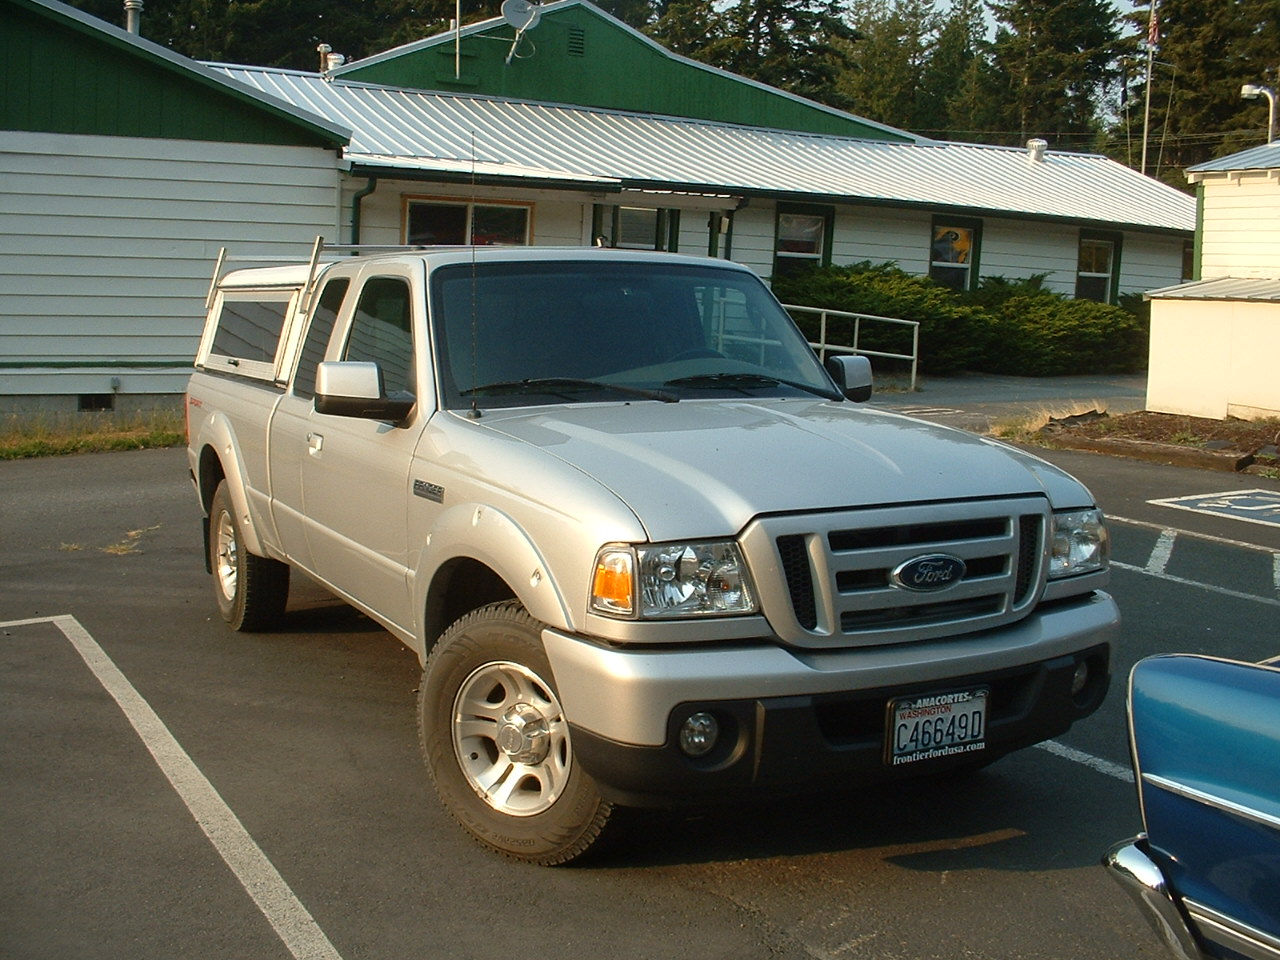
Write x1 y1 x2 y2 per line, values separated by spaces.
431 259 840 410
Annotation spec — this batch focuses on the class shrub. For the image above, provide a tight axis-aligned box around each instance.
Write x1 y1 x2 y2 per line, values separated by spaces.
773 263 1148 377
773 263 993 375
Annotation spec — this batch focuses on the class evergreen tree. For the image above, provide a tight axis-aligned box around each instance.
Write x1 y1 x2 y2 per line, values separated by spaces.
677 0 861 107
1114 0 1280 183
837 0 935 130
985 0 1121 147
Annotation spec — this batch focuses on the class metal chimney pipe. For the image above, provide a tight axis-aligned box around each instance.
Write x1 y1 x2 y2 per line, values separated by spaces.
124 0 143 35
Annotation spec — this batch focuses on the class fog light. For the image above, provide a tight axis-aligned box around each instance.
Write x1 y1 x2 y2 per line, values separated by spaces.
679 712 719 758
1071 660 1089 696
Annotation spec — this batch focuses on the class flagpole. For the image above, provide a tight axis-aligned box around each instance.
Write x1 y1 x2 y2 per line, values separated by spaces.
1141 1 1158 175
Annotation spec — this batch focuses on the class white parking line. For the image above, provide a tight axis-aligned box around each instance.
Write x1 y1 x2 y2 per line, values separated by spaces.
1036 740 1133 783
1 615 344 960
1109 514 1280 602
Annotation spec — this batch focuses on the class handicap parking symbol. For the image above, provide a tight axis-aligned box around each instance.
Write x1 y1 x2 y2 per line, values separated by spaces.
1150 489 1280 528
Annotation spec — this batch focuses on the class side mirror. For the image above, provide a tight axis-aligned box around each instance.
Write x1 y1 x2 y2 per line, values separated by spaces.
315 361 415 423
825 354 873 402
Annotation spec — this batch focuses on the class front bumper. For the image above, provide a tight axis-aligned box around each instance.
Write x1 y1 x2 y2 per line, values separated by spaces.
543 591 1117 806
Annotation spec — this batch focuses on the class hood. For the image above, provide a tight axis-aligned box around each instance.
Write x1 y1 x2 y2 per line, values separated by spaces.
476 399 1095 541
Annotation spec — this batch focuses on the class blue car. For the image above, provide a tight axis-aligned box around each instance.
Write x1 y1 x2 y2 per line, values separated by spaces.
1104 654 1280 960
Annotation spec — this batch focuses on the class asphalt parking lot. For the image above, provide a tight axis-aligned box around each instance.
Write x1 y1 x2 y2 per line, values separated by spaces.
3 436 1278 960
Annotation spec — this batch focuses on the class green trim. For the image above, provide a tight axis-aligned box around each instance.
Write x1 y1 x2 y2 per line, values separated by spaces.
774 202 835 276
1193 183 1205 281
929 215 983 292
1077 228 1124 304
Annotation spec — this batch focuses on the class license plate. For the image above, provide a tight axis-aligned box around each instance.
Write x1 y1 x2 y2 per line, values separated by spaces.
887 687 988 766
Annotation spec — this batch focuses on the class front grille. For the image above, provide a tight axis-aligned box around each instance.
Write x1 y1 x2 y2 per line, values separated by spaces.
747 497 1049 649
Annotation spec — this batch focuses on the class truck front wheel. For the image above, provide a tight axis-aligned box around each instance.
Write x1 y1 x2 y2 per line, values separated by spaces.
419 601 613 865
209 481 289 631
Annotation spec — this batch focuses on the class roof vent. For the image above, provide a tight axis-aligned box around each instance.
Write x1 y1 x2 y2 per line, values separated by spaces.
123 0 142 35
1027 138 1048 163
568 27 586 56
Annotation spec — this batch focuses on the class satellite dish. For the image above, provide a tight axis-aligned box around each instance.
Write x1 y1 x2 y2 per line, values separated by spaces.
501 0 541 32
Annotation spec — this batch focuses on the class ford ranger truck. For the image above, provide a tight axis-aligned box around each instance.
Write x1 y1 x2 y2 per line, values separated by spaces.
186 243 1118 865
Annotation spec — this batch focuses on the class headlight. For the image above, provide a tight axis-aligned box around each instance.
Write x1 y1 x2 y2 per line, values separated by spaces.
591 542 757 619
1050 509 1109 578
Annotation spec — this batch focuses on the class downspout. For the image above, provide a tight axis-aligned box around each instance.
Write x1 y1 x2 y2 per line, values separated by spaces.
350 176 378 246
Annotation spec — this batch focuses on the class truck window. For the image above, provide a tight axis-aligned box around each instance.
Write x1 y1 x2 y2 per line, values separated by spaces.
293 278 350 399
343 277 414 395
205 289 299 380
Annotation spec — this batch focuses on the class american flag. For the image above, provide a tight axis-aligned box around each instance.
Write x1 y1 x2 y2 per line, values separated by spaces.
1148 1 1160 47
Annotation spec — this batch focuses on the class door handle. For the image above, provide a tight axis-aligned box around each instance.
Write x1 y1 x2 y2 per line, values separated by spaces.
307 432 324 456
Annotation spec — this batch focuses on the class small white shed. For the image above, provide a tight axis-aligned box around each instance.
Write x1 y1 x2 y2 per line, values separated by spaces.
1145 144 1280 421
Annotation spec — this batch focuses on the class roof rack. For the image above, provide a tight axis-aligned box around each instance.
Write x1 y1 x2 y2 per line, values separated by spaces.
203 237 460 312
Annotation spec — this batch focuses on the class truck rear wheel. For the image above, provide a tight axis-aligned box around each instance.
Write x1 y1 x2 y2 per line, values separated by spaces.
419 601 613 865
209 481 289 631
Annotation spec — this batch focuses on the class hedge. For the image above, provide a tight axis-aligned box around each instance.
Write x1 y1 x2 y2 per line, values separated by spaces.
772 263 1148 377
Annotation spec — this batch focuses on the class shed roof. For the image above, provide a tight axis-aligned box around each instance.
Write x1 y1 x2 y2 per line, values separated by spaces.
1187 142 1280 180
1146 277 1280 302
214 64 1196 234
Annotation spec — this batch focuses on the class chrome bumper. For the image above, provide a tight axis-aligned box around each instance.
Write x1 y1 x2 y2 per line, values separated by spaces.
1103 836 1205 960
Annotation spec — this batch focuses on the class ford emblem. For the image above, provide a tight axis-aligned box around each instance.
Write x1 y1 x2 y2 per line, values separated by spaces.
890 554 966 593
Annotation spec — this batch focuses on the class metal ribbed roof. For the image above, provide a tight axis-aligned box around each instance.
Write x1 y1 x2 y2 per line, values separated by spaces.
213 64 1195 233
1187 142 1280 177
1147 277 1280 301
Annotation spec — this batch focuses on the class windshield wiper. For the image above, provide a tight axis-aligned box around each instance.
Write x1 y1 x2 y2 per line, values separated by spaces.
462 377 678 403
664 373 838 400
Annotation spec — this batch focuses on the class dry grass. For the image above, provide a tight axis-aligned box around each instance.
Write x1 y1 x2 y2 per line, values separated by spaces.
0 409 185 459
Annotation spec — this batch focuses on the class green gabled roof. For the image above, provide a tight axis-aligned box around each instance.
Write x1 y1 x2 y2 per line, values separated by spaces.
2 0 349 147
333 0 919 143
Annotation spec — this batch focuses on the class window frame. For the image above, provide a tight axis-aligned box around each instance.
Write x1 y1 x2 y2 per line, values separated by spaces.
773 203 834 278
202 287 301 382
1076 229 1123 303
404 196 533 246
928 216 982 292
591 204 681 251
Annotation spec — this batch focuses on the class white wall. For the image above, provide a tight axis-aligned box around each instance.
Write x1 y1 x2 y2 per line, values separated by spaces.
0 131 343 401
1146 298 1280 420
1198 172 1280 279
720 200 1187 297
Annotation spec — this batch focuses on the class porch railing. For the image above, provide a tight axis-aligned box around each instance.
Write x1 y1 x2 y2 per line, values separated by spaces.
784 304 920 392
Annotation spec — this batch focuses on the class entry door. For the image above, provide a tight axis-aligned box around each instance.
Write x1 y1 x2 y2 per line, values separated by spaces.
1130 654 1280 958
299 264 432 636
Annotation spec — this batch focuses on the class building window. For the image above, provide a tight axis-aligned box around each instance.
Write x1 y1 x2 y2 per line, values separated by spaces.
1076 231 1122 303
929 219 981 291
407 199 530 246
592 205 679 250
774 204 833 278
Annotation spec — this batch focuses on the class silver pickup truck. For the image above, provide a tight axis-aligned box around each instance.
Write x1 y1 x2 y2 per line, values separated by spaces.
186 242 1118 864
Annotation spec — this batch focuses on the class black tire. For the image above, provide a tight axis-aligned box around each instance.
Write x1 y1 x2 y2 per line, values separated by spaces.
419 601 613 865
208 480 289 631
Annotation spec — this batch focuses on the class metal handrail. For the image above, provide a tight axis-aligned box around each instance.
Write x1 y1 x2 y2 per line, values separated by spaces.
784 304 920 391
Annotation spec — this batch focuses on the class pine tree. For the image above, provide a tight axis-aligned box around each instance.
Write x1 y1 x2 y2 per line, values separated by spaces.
1120 0 1280 181
986 0 1121 148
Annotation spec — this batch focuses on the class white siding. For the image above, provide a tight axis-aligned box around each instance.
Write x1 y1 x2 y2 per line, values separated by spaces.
343 179 599 247
1147 298 1280 419
1118 231 1186 295
0 131 343 399
1199 173 1280 278
833 206 931 272
726 204 779 279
